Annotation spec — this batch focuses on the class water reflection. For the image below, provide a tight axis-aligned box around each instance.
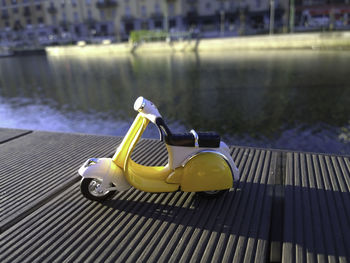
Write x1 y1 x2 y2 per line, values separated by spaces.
0 50 349 154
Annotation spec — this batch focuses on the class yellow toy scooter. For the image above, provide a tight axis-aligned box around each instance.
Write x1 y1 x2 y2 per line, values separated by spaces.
79 97 240 201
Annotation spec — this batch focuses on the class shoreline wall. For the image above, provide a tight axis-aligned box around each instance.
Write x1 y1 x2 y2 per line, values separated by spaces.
46 31 350 56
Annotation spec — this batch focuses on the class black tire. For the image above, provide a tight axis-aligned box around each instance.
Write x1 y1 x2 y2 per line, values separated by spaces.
80 178 116 202
197 189 228 198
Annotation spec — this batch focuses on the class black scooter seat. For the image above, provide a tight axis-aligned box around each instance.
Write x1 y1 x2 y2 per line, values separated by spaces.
197 132 221 148
165 133 195 147
155 118 220 148
165 132 220 148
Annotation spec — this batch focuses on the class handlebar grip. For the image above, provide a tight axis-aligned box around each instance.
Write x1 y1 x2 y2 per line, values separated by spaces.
157 125 164 141
155 117 172 142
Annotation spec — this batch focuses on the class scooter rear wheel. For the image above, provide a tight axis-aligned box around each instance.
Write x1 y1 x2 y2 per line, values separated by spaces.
80 178 116 202
197 190 228 198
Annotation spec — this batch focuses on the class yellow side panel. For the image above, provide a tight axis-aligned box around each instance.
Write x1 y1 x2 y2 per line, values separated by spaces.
125 160 179 192
165 167 184 184
181 153 233 192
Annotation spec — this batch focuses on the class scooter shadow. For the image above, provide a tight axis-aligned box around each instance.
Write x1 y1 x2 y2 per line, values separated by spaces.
100 180 272 240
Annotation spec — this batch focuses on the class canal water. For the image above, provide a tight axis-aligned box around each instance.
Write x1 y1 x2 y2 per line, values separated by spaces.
0 50 349 155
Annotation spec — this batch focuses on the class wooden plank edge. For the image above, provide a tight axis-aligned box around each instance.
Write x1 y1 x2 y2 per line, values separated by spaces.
0 176 80 234
0 130 33 144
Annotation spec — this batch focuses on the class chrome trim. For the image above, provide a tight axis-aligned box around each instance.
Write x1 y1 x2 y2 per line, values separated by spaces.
88 178 110 197
190 129 199 147
138 100 146 112
181 150 234 179
84 158 99 168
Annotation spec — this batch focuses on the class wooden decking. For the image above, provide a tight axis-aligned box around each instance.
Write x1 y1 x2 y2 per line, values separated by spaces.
0 128 349 262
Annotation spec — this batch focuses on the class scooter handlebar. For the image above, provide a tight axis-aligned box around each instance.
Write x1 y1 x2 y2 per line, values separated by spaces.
134 96 162 123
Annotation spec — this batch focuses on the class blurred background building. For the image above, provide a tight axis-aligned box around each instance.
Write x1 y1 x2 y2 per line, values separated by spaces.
0 0 349 47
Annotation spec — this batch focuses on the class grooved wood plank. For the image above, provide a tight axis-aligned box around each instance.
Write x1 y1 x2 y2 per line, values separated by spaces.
282 152 350 263
0 128 31 143
0 130 122 232
0 145 278 263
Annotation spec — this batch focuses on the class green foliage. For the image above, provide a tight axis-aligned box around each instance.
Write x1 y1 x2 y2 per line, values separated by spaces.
129 30 168 44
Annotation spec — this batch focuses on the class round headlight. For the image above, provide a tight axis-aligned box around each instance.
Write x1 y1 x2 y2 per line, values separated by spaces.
134 96 145 112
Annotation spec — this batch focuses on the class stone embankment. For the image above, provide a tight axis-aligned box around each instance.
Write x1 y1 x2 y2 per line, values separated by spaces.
46 31 350 56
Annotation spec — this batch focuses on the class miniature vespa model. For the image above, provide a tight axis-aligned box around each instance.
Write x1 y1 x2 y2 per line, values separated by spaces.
79 97 240 201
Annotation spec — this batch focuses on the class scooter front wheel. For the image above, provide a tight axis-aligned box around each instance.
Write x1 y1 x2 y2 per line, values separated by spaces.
197 190 228 198
80 178 116 202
